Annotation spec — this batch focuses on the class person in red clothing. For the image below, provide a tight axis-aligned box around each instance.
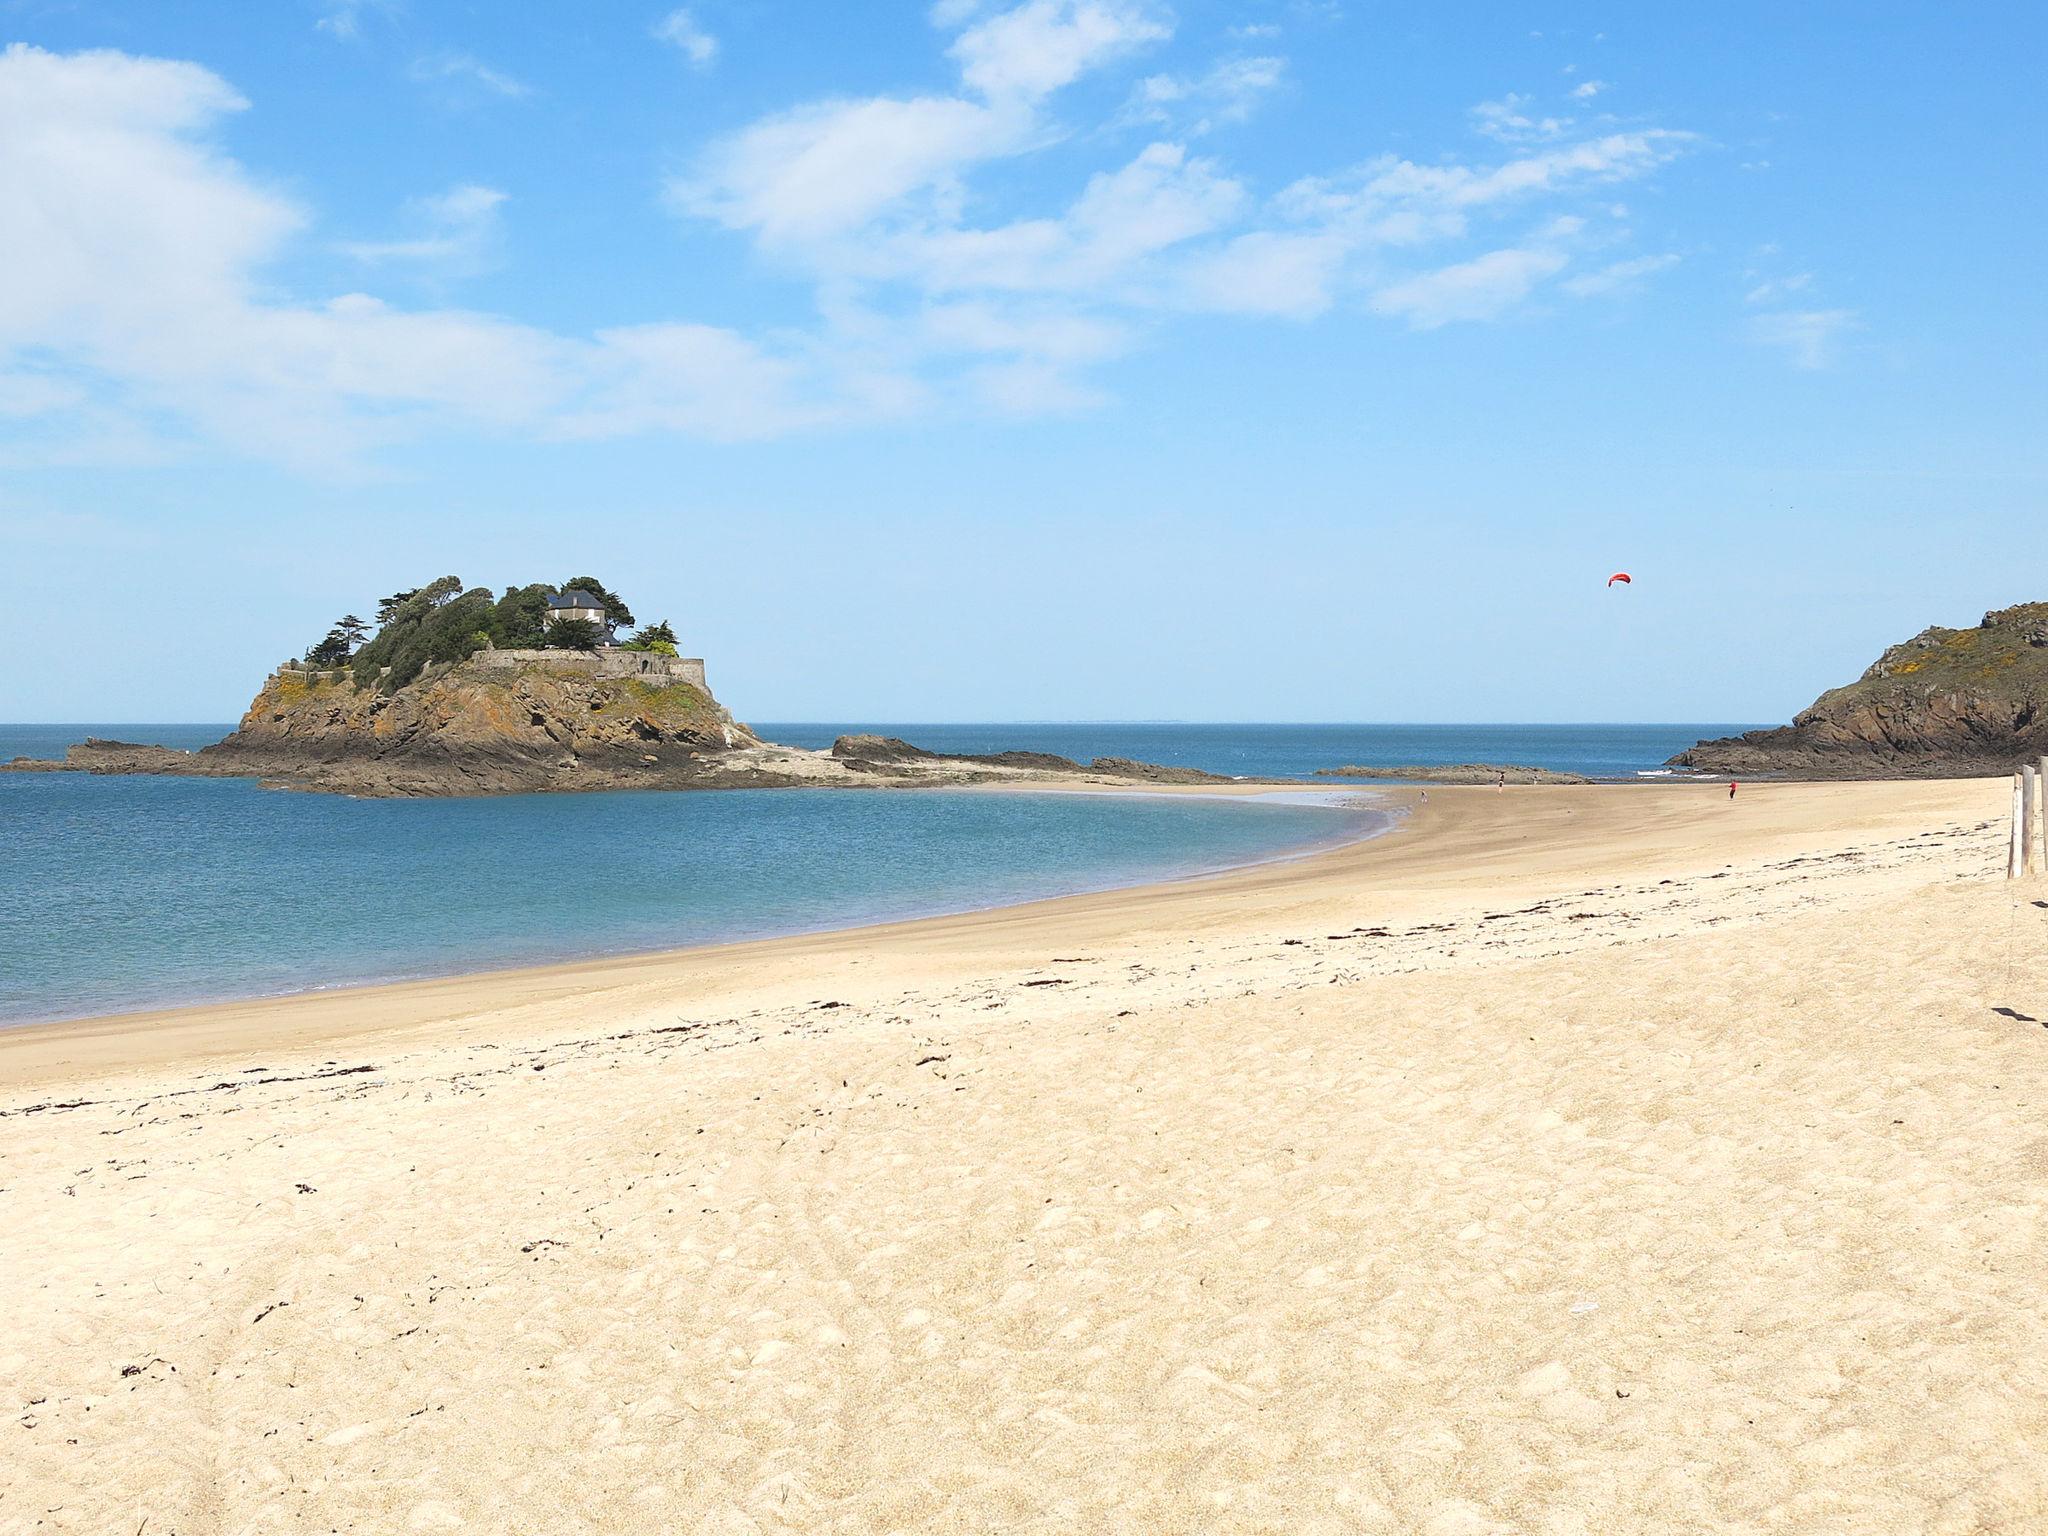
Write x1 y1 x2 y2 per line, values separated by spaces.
1729 780 1739 800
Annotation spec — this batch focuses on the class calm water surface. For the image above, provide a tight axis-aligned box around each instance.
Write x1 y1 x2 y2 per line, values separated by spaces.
0 721 1749 1024
1 723 1398 1024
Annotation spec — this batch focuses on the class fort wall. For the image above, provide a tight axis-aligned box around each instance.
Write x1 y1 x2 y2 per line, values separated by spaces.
279 650 709 689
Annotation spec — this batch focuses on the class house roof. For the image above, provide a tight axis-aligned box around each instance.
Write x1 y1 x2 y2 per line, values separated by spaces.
547 591 608 611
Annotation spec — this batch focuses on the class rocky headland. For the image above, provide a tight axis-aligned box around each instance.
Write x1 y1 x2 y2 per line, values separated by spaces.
2 663 1261 798
1674 601 2048 778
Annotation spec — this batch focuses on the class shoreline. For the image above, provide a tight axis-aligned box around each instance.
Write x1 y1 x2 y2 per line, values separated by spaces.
0 775 1998 1090
0 782 1394 1039
9 774 2046 1531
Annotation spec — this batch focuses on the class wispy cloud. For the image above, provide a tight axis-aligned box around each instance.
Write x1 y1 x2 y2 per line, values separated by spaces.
948 0 1171 100
1469 93 1570 144
1563 252 1678 297
0 27 1699 467
1569 79 1607 100
652 8 718 68
340 184 508 275
314 0 399 40
1749 308 1858 369
1128 54 1286 132
408 52 530 100
1371 245 1568 328
1744 271 1811 304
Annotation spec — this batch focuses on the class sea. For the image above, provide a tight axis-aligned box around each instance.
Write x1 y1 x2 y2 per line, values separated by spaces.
0 722 1752 1025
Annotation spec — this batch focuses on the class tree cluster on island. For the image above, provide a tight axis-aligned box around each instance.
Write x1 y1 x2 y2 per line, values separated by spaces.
300 576 679 689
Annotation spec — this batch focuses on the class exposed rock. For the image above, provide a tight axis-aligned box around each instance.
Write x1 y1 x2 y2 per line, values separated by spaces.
9 668 1267 797
2 739 235 778
1675 600 2048 777
830 735 1245 785
1313 764 1592 785
6 659 764 797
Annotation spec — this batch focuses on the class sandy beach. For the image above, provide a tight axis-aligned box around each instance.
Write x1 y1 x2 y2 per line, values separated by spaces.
5 776 2047 1533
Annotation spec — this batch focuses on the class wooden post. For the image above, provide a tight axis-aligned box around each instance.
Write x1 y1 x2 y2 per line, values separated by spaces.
2012 774 2027 879
2040 756 2048 875
2027 766 2040 876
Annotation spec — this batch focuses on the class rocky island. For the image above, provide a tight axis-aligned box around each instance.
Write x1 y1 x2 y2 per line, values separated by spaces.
1674 601 2048 778
3 575 1254 797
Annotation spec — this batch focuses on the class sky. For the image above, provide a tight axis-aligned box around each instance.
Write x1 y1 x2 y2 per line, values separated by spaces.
1 0 2042 724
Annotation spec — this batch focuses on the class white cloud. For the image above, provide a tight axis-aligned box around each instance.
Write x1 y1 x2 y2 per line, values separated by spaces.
0 45 818 462
408 53 530 99
1744 271 1811 304
948 0 1171 100
1569 79 1607 100
858 142 1243 298
1749 308 1858 369
340 184 507 274
1561 252 1678 297
1130 54 1286 131
675 95 1033 245
671 0 1179 250
1282 131 1690 231
1176 230 1348 317
652 8 718 68
2 36 1704 466
1370 246 1569 328
315 1 397 40
1470 93 1569 144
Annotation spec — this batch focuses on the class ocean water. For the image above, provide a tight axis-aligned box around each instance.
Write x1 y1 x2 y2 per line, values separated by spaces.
758 722 1759 780
0 721 1750 1025
0 726 1391 1025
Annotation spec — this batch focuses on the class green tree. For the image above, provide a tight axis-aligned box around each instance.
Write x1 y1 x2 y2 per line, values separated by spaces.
351 577 494 688
337 614 370 649
490 585 552 649
542 618 604 652
306 627 351 666
375 589 419 625
637 619 677 647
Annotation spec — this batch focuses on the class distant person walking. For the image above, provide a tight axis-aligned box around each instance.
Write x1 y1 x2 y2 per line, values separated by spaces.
1729 780 1739 800
1497 770 1506 793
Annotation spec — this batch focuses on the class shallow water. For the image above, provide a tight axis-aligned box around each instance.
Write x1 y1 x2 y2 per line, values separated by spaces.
758 721 1758 780
0 746 1382 1024
0 720 1752 1024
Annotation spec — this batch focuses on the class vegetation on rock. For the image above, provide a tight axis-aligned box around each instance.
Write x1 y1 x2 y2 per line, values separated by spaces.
287 574 655 688
1675 601 2048 776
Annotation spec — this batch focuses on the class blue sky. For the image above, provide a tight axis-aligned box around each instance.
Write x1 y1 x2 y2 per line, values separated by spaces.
1 0 2042 723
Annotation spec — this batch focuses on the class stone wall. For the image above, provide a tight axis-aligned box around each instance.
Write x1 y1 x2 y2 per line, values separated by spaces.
467 648 709 689
278 650 708 689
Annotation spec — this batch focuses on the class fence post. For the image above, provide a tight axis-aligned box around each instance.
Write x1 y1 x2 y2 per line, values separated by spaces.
2027 766 2040 877
2012 773 2027 879
2039 756 2048 875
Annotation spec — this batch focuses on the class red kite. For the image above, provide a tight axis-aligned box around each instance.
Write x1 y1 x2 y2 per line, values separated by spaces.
1607 572 1632 587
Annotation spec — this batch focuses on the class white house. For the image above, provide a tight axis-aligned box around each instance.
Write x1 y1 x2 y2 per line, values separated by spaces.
543 590 610 637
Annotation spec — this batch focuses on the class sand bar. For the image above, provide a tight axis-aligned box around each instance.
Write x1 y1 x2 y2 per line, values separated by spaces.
5 777 2047 1532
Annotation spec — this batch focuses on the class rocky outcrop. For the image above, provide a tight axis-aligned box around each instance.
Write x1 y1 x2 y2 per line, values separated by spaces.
828 735 1245 785
5 658 765 797
1674 601 2048 778
1314 764 1592 785
200 659 762 794
6 667 1276 798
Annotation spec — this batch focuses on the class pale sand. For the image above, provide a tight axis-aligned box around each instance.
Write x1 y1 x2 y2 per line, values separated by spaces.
5 778 2048 1533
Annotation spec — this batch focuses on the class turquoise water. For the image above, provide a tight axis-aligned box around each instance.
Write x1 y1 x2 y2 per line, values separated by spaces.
756 722 1758 780
0 726 1390 1024
0 721 1750 1025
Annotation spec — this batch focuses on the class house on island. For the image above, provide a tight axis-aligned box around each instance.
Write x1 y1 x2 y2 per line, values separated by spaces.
543 590 611 641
